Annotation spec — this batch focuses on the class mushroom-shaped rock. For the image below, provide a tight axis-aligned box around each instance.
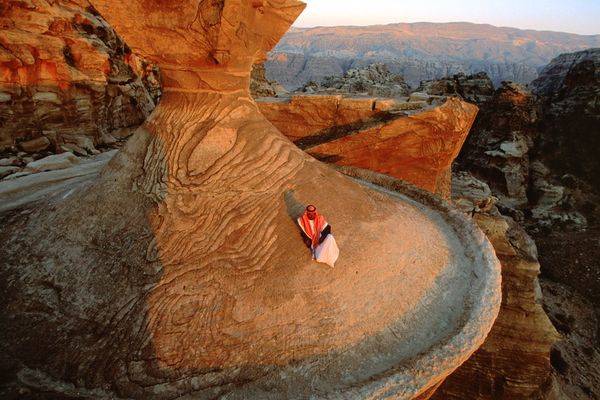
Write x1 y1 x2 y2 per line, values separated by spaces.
0 1 501 399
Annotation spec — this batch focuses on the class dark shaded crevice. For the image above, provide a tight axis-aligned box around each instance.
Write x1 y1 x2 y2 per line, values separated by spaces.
294 111 401 150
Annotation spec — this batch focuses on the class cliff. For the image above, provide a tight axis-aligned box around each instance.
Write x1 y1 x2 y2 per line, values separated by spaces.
258 94 478 198
433 172 560 399
0 0 160 153
531 48 600 204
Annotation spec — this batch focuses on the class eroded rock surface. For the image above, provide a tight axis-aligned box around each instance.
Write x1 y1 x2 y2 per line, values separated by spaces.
258 95 478 198
250 63 287 98
433 172 560 400
0 0 161 152
530 48 600 227
0 1 501 399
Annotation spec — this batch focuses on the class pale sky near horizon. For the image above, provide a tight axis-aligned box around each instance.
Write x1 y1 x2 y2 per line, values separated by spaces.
294 0 600 35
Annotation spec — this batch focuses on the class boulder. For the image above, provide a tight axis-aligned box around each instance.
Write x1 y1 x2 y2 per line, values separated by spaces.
18 137 51 153
24 152 81 173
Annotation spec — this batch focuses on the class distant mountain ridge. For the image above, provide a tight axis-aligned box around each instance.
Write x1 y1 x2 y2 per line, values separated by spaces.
265 22 600 89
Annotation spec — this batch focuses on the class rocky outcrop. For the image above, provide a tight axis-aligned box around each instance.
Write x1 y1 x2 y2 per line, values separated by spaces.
299 63 411 98
530 48 600 223
250 63 287 98
258 94 478 198
0 0 161 153
433 172 560 400
443 65 593 232
416 72 494 103
264 23 600 89
0 1 501 399
457 82 539 212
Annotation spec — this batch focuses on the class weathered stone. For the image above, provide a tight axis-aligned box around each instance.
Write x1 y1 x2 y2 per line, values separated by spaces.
3 170 32 180
18 137 50 153
62 134 96 154
259 95 478 198
250 63 287 98
0 0 161 152
452 171 496 214
25 152 80 173
99 133 117 146
0 166 21 179
0 151 116 213
434 175 561 400
0 2 500 399
297 63 411 98
110 127 136 139
457 81 539 210
0 157 19 167
530 48 600 228
409 92 430 102
417 72 495 103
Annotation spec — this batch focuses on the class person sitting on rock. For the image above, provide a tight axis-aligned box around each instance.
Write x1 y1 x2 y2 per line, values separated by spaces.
297 205 339 267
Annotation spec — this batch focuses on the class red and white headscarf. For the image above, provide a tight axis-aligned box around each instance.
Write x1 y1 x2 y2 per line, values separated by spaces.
298 211 328 248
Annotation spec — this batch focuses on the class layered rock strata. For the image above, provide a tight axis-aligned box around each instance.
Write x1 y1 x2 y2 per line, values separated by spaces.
432 173 560 400
0 1 501 399
258 94 478 198
0 0 160 153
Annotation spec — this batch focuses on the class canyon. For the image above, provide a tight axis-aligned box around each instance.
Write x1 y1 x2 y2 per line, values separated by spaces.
0 1 502 399
1 1 598 399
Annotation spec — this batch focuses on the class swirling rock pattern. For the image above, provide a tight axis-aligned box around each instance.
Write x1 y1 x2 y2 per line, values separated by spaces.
0 1 501 399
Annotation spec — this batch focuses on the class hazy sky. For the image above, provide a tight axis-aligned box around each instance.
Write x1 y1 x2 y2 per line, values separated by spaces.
295 0 600 35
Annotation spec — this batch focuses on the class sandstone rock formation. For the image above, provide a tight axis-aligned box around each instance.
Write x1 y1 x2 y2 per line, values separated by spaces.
264 23 600 89
0 1 501 399
432 172 560 400
258 94 477 198
541 279 600 400
0 0 161 153
299 63 411 98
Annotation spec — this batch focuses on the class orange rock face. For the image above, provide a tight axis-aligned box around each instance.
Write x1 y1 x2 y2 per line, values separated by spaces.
0 0 160 151
258 95 478 198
